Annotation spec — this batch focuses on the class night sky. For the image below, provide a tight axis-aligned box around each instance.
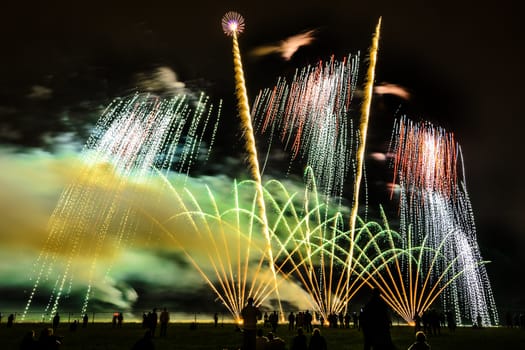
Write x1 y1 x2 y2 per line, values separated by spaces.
1 0 524 317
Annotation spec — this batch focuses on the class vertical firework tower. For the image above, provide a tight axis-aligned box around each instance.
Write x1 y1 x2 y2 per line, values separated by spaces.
221 11 283 315
389 116 499 326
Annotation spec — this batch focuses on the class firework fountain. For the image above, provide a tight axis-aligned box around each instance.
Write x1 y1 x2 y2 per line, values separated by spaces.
22 93 221 320
388 116 499 325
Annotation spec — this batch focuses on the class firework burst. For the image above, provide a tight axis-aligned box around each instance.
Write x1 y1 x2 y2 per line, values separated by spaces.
222 11 245 36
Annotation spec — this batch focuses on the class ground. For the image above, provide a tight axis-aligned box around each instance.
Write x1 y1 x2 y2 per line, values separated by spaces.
1 322 524 349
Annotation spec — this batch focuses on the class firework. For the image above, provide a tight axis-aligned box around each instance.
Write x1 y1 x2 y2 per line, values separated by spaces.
252 54 360 199
23 93 221 319
222 11 245 36
389 116 499 325
348 16 382 269
222 11 283 316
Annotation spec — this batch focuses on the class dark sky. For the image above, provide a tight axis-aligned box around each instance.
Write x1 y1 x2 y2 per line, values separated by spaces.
1 0 524 312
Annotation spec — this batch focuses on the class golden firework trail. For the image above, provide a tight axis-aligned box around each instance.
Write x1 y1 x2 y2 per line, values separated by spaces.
347 17 382 269
222 11 283 316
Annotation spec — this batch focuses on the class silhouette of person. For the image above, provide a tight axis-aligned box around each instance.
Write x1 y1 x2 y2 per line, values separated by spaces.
264 312 270 328
214 312 219 327
69 320 78 332
20 330 38 350
82 314 88 328
266 332 286 350
408 331 430 350
52 313 60 332
117 312 123 327
269 311 279 333
303 311 313 333
308 328 327 350
290 327 308 350
413 311 422 332
148 309 158 337
131 330 155 350
360 288 394 350
288 312 296 330
159 308 170 337
255 328 269 350
240 297 262 350
38 327 63 350
7 313 14 327
445 311 456 332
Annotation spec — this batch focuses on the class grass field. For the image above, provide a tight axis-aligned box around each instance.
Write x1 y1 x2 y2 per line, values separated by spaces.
1 322 524 349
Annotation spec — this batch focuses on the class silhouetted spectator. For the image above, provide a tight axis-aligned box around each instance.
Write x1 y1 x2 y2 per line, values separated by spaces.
142 313 148 328
290 327 308 350
131 330 155 350
38 327 62 350
241 297 262 350
344 312 351 328
159 308 170 337
413 311 422 333
352 312 359 329
82 314 88 328
69 320 78 332
360 288 394 350
407 331 430 350
7 313 15 327
255 328 269 350
308 328 327 350
148 309 158 337
112 313 118 328
214 312 219 327
505 311 513 328
264 312 270 328
288 312 296 330
445 311 456 333
429 310 440 335
269 311 279 333
266 332 286 350
52 313 60 331
304 311 313 333
118 312 124 327
20 330 37 350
